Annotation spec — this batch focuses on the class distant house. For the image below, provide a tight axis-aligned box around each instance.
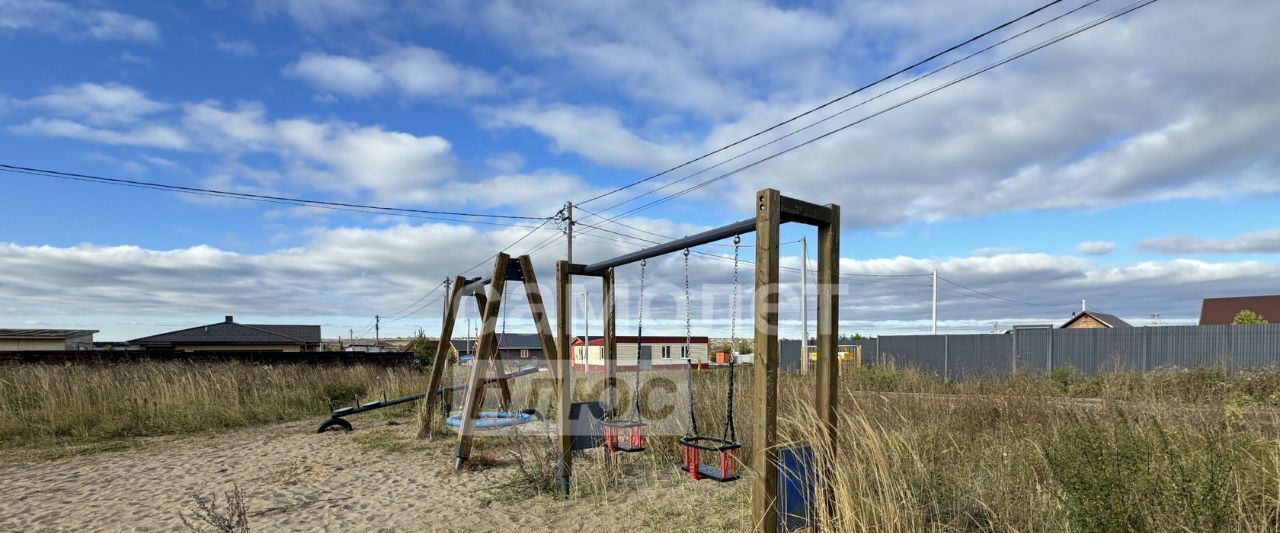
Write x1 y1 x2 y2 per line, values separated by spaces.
450 333 547 365
1200 295 1280 325
0 329 98 351
129 316 321 352
571 335 711 372
1061 311 1132 329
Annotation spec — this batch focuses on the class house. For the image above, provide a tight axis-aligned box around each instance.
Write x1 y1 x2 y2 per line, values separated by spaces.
450 333 547 365
129 316 321 352
1200 295 1280 325
1060 310 1132 329
571 335 711 372
0 329 98 351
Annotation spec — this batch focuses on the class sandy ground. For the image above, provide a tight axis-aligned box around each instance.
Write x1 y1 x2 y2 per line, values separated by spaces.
0 416 747 532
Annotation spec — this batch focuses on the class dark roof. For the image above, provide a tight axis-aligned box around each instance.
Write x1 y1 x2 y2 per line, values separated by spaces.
1200 295 1280 325
129 319 320 346
451 333 544 352
1061 311 1132 328
0 329 98 339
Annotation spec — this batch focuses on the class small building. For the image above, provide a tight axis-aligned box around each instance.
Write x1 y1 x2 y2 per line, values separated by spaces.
451 333 547 366
0 329 98 351
1060 311 1132 329
571 335 711 372
1200 295 1280 325
129 316 321 352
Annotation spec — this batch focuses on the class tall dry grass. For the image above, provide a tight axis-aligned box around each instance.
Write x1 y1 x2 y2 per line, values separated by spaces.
0 362 423 449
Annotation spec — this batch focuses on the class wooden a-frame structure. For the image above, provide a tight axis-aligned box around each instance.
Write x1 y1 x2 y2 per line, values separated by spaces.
415 254 562 460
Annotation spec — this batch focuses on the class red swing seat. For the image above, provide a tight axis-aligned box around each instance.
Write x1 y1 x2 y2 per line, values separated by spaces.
677 435 741 482
600 419 646 453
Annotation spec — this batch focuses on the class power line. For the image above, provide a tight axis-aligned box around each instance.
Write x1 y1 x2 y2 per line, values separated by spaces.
937 276 1075 308
1 163 549 224
572 0 1070 208
607 0 1146 222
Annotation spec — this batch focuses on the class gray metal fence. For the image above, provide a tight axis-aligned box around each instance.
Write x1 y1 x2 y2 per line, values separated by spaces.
857 324 1280 379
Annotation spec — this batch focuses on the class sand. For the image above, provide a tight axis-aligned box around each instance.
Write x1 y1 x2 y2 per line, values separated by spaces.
0 417 748 532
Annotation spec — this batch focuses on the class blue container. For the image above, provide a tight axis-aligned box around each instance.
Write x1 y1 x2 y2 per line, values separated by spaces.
777 444 815 531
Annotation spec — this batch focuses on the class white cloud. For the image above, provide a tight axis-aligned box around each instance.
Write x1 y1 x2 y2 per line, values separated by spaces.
1141 229 1280 254
0 0 159 43
1076 241 1117 255
213 36 258 58
285 54 386 97
13 118 188 149
482 102 691 171
284 46 497 100
251 0 386 30
27 82 169 125
5 233 1279 338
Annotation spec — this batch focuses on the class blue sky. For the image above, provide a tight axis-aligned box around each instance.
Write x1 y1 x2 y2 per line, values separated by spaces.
1 0 1278 340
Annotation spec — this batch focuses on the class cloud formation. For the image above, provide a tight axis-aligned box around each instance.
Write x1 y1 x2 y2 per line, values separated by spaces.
1076 241 1117 255
1142 229 1280 254
285 46 497 100
0 0 159 43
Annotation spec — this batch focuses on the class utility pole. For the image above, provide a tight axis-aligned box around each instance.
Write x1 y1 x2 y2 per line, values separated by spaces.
565 201 574 343
931 269 938 335
582 289 590 363
375 315 380 345
800 236 809 374
1081 299 1087 312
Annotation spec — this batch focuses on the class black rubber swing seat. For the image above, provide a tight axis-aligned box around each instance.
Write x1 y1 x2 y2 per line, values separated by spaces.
677 436 742 482
600 419 647 453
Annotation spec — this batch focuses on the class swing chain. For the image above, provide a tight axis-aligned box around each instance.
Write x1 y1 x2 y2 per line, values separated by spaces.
683 248 698 436
724 235 739 443
632 259 645 421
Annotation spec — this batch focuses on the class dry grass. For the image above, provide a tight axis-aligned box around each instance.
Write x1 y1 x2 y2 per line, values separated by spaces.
0 361 423 450
7 360 1280 530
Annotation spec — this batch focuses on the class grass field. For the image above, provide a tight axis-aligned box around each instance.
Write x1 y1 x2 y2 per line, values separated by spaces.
4 360 1280 531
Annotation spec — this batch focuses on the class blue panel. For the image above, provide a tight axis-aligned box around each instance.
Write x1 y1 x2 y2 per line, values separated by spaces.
777 444 815 531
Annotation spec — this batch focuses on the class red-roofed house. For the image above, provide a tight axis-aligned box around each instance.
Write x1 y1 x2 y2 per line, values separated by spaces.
1200 295 1280 325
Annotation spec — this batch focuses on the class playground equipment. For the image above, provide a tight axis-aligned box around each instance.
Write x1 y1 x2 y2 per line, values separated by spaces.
317 391 426 433
441 283 538 431
551 189 840 532
677 238 742 482
599 259 647 453
411 189 836 531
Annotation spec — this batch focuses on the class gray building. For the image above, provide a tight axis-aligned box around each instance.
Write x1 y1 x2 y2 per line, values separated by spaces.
0 329 98 351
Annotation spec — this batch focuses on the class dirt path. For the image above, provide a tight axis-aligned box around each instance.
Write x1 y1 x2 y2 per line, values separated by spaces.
0 417 747 532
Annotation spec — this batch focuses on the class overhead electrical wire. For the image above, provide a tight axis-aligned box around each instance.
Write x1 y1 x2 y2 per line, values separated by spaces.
572 0 1070 208
1 163 549 225
596 0 1133 225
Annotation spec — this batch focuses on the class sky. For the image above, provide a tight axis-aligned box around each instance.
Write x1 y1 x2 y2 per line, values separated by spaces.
1 0 1278 341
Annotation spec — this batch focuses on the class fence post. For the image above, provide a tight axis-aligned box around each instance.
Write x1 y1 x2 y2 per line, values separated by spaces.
1011 328 1018 374
1142 327 1149 373
1047 327 1054 373
943 334 949 380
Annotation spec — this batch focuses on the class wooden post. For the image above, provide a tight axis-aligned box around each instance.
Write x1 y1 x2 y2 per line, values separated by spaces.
472 291 514 412
518 255 561 386
453 254 510 469
603 267 618 416
416 275 467 437
555 260 574 494
753 188 782 532
816 203 840 526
